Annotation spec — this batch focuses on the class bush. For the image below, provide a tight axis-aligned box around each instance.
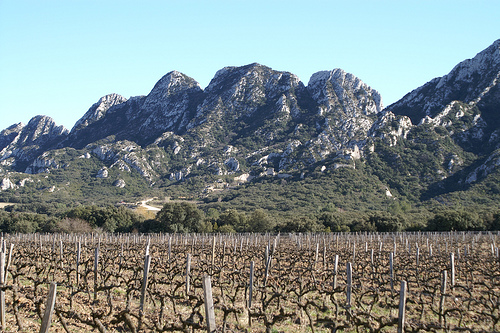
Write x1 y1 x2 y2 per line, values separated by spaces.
54 218 93 233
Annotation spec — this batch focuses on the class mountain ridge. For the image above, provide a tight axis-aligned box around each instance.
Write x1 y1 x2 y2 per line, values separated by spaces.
1 40 500 215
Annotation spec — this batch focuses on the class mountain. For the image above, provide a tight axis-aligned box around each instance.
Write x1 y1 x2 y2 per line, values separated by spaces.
1 40 500 215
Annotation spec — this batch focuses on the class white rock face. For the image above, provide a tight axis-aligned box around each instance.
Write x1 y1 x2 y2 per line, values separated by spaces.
371 111 413 147
0 178 15 191
308 69 383 114
170 170 184 181
260 167 276 177
25 155 59 174
18 178 33 187
79 152 91 159
112 179 126 188
187 63 303 146
0 116 67 165
225 157 240 172
97 167 109 178
92 145 116 161
138 71 202 136
465 151 500 184
234 173 252 183
305 68 384 160
173 142 182 155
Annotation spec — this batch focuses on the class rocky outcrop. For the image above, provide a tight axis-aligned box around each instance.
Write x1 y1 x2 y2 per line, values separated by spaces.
112 179 126 188
0 123 25 152
96 167 109 178
0 116 67 169
0 178 16 191
306 68 384 158
72 93 128 132
386 39 500 124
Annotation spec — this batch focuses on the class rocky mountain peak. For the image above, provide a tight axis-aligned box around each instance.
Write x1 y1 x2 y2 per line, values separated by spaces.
0 115 67 169
386 40 500 123
72 93 128 132
205 63 301 95
440 39 500 86
186 63 305 143
308 68 383 114
146 71 201 100
23 116 68 144
206 63 265 93
136 71 203 140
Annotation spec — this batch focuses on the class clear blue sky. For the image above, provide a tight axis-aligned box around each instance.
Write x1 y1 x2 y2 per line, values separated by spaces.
0 0 499 131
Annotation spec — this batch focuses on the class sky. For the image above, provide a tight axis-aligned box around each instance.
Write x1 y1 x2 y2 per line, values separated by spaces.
0 1 499 131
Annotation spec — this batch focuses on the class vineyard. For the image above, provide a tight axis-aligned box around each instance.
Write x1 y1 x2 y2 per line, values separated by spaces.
0 232 498 332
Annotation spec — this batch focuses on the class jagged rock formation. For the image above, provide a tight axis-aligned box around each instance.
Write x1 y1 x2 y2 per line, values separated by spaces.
0 116 68 171
386 39 500 130
72 93 128 132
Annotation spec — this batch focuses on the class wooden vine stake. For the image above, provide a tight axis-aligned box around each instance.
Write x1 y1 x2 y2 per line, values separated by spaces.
333 254 339 290
202 275 216 333
211 236 216 275
168 236 172 265
140 254 151 312
398 280 407 333
76 241 81 286
314 243 319 271
0 250 5 329
94 247 99 301
346 262 352 309
248 261 254 327
450 253 455 290
390 252 394 294
185 253 191 295
248 261 254 308
264 252 272 287
5 243 13 283
439 270 447 325
39 282 57 333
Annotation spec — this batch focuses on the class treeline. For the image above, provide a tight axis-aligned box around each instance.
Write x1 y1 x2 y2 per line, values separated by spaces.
1 201 500 234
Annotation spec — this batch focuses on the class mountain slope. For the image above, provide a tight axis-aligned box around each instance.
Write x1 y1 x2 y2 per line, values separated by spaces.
386 39 500 125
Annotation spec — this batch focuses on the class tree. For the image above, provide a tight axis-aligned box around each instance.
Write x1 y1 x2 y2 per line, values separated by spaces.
279 216 324 232
369 211 406 232
155 202 205 233
218 209 248 232
63 205 143 232
318 212 350 232
427 209 483 231
247 209 275 232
